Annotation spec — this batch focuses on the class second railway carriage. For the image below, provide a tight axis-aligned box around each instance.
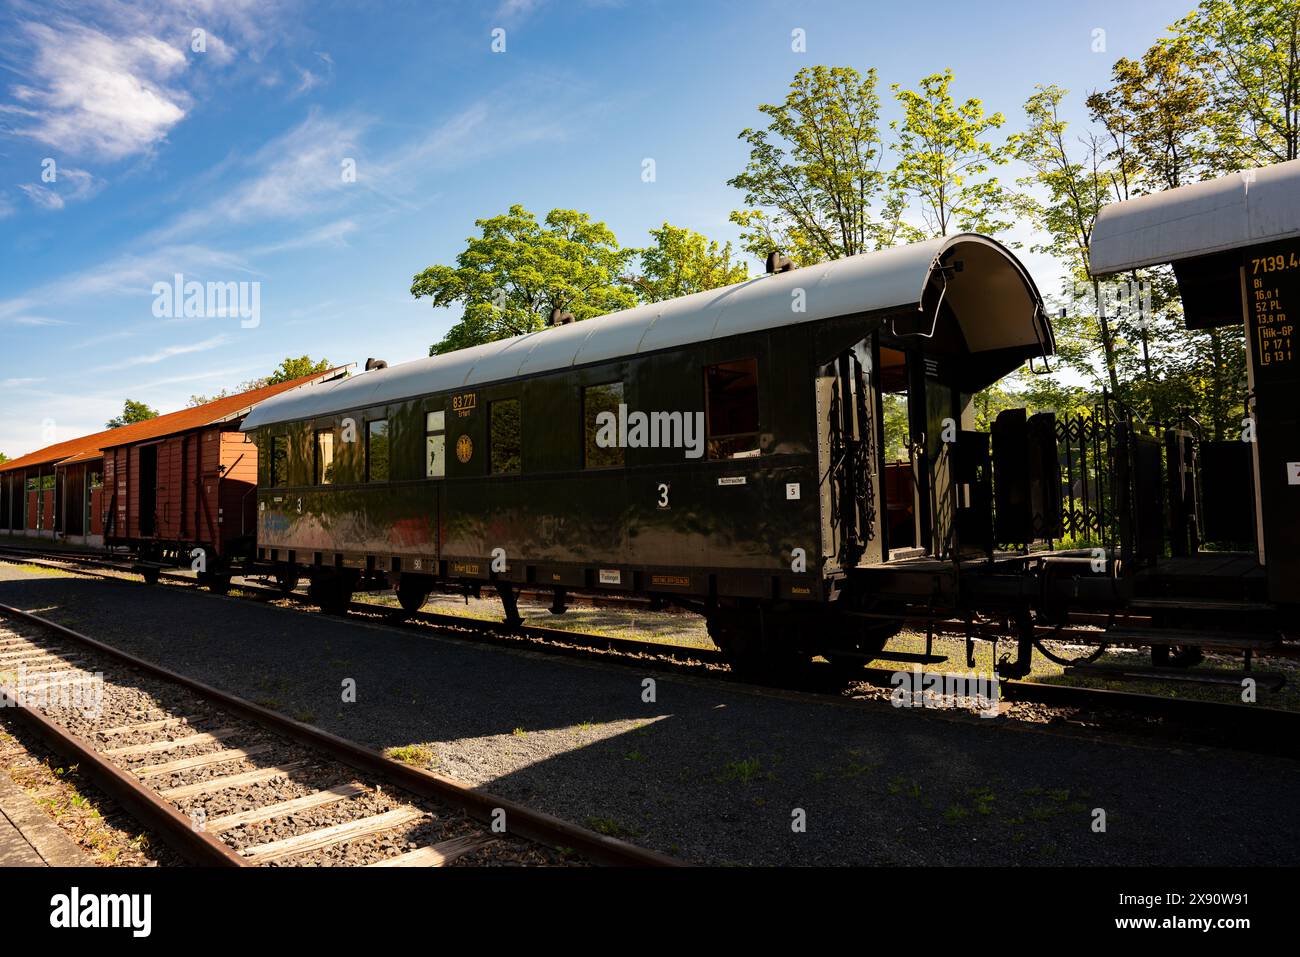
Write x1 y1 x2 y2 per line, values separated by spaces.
240 233 1054 672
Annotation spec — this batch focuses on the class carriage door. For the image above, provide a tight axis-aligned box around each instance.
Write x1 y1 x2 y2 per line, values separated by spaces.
816 339 883 570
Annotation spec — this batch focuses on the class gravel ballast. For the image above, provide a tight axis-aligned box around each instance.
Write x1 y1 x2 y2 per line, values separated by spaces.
2 562 1296 866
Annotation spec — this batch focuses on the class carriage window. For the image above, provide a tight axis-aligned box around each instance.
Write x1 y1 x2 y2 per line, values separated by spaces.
490 399 521 474
583 383 624 468
426 410 446 478
315 429 335 484
705 358 761 459
366 420 389 482
270 435 289 486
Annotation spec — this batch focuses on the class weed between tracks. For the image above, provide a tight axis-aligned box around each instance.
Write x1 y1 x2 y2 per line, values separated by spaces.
0 718 177 866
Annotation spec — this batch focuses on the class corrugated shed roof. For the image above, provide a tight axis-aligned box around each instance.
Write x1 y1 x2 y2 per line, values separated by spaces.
0 368 348 475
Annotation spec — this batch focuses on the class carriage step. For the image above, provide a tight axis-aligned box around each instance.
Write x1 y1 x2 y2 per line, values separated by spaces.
1064 664 1286 691
868 651 949 665
1129 597 1275 614
1093 628 1282 651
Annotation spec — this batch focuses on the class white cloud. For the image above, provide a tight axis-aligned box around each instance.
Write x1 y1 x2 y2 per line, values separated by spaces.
0 244 256 329
17 167 100 210
5 20 190 161
495 0 546 22
93 334 231 372
248 219 358 257
148 111 365 241
291 50 334 96
0 2 298 163
11 316 72 327
292 65 324 95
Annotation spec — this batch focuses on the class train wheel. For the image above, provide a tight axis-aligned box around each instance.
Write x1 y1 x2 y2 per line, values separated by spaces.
1151 644 1204 668
309 577 352 616
397 586 429 615
275 570 300 595
707 609 803 682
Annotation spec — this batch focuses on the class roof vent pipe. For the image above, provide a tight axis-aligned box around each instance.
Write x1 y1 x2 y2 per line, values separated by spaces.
765 251 796 274
365 358 388 371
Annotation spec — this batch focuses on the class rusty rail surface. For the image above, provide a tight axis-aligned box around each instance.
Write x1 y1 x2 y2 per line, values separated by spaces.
0 599 682 867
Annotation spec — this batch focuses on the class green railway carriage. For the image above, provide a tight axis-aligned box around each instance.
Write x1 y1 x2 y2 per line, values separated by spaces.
240 234 1051 670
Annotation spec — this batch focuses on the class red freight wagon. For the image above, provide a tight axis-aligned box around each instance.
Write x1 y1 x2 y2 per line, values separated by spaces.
98 369 347 588
102 427 259 566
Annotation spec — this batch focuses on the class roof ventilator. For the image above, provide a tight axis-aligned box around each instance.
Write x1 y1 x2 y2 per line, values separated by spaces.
765 251 796 274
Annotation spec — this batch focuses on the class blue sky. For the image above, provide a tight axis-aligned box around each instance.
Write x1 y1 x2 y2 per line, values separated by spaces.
0 0 1194 458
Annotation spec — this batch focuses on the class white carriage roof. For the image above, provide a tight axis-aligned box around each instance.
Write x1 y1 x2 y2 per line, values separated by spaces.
242 233 1044 430
1090 159 1300 275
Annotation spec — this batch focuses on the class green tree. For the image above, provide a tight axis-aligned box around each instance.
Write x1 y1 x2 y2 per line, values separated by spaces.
1088 38 1245 438
186 357 333 406
265 356 332 385
413 205 636 355
1016 84 1121 394
1174 0 1300 166
0 452 9 465
890 69 1017 238
1088 39 1214 193
627 223 749 302
727 65 910 265
105 399 159 429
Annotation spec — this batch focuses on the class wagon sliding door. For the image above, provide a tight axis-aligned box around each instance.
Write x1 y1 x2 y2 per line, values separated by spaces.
815 338 883 571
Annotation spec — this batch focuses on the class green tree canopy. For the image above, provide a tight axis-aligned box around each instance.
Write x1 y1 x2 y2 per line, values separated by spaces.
266 356 333 385
627 223 749 303
106 399 159 429
188 357 334 406
890 69 1017 238
1086 38 1245 439
1173 0 1300 166
413 205 636 355
0 452 9 465
1087 38 1214 193
727 65 908 265
889 68 1019 237
1016 83 1121 393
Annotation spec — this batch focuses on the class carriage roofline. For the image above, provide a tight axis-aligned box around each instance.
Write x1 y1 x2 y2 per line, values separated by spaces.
1090 159 1300 275
242 232 1047 431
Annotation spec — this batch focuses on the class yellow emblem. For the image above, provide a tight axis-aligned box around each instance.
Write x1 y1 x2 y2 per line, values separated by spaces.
455 434 473 463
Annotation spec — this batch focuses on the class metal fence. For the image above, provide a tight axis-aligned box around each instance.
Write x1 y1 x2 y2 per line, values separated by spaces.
1054 400 1121 548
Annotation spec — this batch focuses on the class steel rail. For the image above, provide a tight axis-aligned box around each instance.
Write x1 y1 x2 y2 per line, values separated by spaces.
0 681 248 867
3 547 1297 758
0 600 682 867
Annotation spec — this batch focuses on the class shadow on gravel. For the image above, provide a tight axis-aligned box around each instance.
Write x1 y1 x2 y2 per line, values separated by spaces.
2 571 1297 867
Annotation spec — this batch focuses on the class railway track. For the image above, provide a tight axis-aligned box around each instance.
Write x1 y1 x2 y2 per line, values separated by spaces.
2 545 1298 760
0 599 680 867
